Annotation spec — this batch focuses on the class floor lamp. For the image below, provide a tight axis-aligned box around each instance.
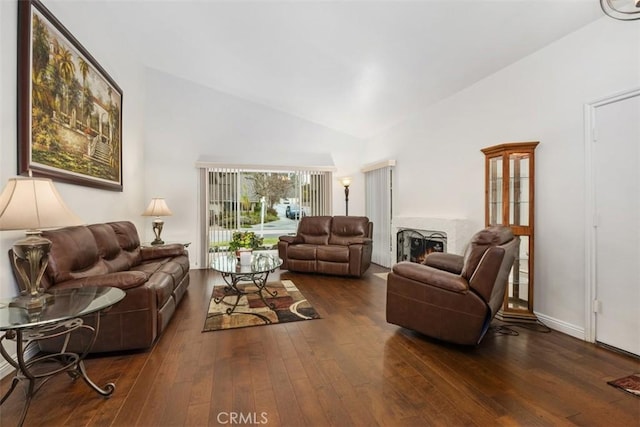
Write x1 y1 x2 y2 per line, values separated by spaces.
0 177 83 310
340 177 351 216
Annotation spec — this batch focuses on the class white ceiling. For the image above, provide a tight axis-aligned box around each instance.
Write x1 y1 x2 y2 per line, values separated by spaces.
77 0 604 139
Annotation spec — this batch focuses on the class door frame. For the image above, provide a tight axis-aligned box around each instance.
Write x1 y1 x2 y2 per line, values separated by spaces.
583 87 640 343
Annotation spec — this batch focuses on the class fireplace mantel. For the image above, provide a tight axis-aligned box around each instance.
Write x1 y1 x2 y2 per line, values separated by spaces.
392 217 476 263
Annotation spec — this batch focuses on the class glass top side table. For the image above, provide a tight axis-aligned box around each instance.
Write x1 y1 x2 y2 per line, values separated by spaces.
210 253 283 315
0 286 125 426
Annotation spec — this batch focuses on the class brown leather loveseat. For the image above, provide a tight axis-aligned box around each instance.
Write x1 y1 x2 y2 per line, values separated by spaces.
11 221 190 353
278 216 373 277
386 225 519 345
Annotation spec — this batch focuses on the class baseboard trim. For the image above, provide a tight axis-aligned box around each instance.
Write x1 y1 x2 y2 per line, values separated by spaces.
535 311 585 340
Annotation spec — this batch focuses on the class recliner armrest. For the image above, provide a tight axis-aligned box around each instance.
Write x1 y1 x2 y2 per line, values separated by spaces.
392 261 469 293
348 237 372 246
279 235 303 244
423 252 464 274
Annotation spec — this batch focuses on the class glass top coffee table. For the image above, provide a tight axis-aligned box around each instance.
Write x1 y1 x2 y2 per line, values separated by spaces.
0 286 125 426
210 252 283 315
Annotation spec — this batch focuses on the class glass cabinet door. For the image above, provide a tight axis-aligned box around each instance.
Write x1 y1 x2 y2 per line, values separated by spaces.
509 153 530 227
507 235 530 310
488 156 503 225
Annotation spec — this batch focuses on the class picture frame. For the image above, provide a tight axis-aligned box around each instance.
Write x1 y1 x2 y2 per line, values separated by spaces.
17 0 123 191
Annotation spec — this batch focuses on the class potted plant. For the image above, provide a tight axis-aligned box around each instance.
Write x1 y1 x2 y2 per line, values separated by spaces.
228 231 263 256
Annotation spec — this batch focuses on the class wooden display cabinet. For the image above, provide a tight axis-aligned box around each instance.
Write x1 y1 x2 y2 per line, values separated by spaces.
481 141 539 321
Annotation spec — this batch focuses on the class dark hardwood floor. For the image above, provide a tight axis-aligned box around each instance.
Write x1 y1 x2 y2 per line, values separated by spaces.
1 265 639 426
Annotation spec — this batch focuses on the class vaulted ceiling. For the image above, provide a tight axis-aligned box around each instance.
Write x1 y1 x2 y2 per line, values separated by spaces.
76 0 604 139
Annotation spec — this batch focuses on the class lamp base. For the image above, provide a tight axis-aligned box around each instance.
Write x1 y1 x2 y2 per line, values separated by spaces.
11 234 52 308
151 218 165 245
9 292 54 312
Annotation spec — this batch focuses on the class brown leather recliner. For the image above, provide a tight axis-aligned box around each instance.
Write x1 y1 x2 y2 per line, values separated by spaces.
278 216 373 277
386 225 519 345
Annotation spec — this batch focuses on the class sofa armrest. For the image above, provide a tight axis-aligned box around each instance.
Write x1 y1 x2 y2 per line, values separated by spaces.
392 261 469 293
423 252 464 274
279 235 303 244
348 237 372 246
140 244 186 261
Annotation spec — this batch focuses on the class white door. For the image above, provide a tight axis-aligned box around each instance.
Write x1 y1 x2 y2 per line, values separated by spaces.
593 92 640 356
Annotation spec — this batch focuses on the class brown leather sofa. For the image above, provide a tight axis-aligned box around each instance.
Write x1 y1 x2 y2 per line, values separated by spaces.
386 225 519 345
278 216 373 277
11 221 190 353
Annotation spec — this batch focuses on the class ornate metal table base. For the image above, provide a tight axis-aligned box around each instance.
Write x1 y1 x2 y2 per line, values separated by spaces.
214 270 278 315
0 313 114 426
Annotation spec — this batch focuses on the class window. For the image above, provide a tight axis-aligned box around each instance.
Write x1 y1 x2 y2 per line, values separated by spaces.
198 167 332 266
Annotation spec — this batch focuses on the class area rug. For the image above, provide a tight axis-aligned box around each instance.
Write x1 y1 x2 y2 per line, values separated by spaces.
607 373 640 397
203 279 320 332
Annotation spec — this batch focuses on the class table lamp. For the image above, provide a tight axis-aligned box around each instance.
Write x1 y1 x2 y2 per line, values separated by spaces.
142 198 172 245
0 177 84 310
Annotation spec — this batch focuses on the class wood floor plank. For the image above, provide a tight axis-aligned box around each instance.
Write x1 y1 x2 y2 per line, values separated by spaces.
265 355 306 426
1 266 638 427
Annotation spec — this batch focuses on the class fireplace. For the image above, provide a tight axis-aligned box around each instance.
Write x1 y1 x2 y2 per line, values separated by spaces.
392 217 475 265
397 229 447 263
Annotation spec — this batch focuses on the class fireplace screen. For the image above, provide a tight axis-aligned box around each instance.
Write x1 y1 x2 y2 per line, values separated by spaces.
397 229 447 263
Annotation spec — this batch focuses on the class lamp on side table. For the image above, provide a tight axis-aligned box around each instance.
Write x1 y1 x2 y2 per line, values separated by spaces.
0 176 83 311
142 197 172 245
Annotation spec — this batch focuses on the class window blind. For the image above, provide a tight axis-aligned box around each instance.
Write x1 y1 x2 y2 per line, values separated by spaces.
364 161 395 268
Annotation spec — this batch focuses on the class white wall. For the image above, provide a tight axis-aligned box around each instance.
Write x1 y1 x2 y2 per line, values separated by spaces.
0 0 147 299
143 68 366 268
364 18 640 337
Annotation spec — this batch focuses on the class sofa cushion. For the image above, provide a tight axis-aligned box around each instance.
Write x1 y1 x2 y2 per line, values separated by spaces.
288 244 318 260
88 223 136 272
297 216 332 245
42 226 105 285
53 271 149 291
328 216 369 245
89 224 121 260
317 245 349 263
108 221 142 266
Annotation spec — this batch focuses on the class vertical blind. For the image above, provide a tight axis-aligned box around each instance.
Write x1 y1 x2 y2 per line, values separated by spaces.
198 167 332 267
364 161 395 268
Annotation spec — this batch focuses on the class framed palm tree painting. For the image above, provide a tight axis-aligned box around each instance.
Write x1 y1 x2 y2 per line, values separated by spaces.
17 0 123 191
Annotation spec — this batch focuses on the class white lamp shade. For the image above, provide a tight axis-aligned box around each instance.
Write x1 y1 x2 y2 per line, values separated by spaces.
142 198 172 217
0 177 84 231
340 177 352 187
